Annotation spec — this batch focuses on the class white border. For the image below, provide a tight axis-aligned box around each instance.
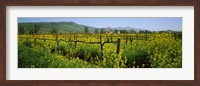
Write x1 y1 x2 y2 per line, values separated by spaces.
6 6 194 80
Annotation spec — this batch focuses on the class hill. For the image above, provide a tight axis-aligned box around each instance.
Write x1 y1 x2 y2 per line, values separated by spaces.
18 22 98 34
18 22 147 34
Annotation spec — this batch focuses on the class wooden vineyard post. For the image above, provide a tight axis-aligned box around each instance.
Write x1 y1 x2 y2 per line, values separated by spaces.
55 34 60 54
34 38 36 45
65 34 66 40
174 33 177 40
136 35 138 41
130 35 133 45
116 38 120 54
100 35 103 57
74 34 76 48
74 41 77 48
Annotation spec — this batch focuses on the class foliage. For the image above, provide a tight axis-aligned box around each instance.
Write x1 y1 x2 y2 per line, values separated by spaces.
18 33 182 68
50 28 58 34
34 25 41 34
18 26 25 34
18 45 97 68
84 26 89 34
95 29 99 33
18 22 97 34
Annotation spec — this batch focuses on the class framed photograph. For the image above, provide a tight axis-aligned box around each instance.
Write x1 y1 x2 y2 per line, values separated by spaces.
0 0 199 86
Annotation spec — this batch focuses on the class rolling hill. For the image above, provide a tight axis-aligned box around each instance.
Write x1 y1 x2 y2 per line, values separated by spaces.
18 22 99 34
18 22 145 34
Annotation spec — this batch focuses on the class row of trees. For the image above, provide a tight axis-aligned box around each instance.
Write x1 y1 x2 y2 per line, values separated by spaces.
19 25 89 34
18 25 58 34
18 24 150 34
94 28 133 34
94 29 138 34
18 25 181 34
18 25 42 34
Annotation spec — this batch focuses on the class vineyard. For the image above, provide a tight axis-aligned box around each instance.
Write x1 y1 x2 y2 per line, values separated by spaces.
18 33 182 68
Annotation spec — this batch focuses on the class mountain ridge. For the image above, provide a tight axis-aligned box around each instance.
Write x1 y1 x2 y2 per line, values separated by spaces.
18 22 179 34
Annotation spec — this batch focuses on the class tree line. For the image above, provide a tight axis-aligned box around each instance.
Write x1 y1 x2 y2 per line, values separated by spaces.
18 25 59 34
18 25 181 34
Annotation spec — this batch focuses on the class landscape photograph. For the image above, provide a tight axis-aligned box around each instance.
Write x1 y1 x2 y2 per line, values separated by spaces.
18 17 182 68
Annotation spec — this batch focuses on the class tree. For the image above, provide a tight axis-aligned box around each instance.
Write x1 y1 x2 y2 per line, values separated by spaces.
84 26 89 33
50 28 58 34
139 30 144 33
18 26 25 34
34 25 41 34
100 28 105 34
129 29 137 33
29 28 34 34
146 30 152 33
139 30 152 33
120 30 128 33
95 29 99 33
114 30 118 33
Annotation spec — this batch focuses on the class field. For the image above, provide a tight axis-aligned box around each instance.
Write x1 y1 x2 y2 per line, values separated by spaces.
18 33 182 68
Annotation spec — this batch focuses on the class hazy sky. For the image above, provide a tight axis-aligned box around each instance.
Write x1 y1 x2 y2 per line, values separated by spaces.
18 17 182 31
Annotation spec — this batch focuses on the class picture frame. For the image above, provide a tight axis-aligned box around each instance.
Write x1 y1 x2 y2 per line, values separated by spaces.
0 0 199 86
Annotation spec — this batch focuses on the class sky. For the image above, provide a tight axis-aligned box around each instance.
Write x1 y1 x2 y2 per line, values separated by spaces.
18 17 182 31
